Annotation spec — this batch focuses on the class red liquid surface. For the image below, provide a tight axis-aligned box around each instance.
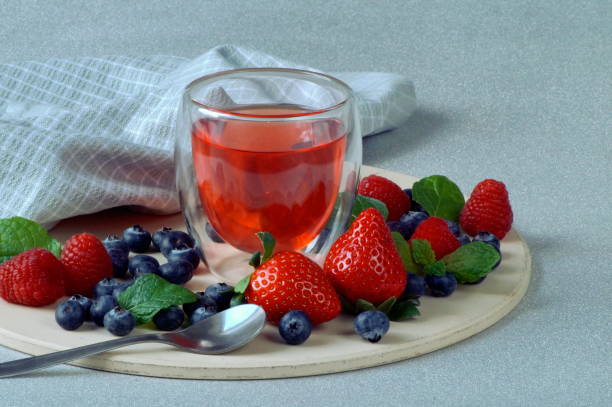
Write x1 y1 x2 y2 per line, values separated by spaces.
192 105 347 253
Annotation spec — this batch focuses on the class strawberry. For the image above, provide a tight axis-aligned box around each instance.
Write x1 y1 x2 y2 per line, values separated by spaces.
358 174 410 221
0 248 65 306
61 233 113 296
460 179 513 239
324 208 406 305
243 233 340 325
410 216 461 259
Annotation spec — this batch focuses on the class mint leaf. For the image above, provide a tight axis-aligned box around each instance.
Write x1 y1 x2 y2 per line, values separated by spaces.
356 299 376 312
412 175 465 221
424 260 447 276
388 299 420 321
0 216 61 263
233 274 252 294
376 297 397 314
411 239 436 266
391 232 421 274
442 241 501 283
118 274 198 324
351 195 389 221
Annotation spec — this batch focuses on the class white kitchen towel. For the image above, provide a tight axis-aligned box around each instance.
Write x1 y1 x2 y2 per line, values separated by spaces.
0 45 416 228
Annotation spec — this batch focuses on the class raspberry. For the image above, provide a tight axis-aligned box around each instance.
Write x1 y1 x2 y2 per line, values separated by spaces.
358 175 411 221
0 248 66 306
460 179 513 239
410 217 461 259
61 233 113 296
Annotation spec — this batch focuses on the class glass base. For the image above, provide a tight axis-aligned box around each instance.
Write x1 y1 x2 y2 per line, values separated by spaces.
204 243 253 284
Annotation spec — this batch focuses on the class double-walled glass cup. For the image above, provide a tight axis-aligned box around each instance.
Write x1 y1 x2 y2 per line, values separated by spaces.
175 68 362 283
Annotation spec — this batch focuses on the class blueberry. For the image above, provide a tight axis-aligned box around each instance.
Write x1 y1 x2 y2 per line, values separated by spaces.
166 245 200 269
354 310 390 343
128 254 160 278
463 276 487 285
159 230 195 256
386 221 412 240
93 277 122 298
122 225 152 253
158 260 193 285
457 233 471 246
403 189 425 213
151 227 173 251
103 307 136 336
445 220 461 237
425 273 457 297
90 295 117 326
189 307 216 324
102 235 129 256
153 305 185 331
183 292 217 317
278 310 312 345
398 211 429 239
403 273 426 299
204 283 234 311
205 223 225 243
112 279 135 301
55 299 85 330
473 232 501 252
68 294 92 321
107 248 129 278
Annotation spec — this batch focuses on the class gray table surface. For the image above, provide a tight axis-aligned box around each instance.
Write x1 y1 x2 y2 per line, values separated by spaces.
1 1 610 406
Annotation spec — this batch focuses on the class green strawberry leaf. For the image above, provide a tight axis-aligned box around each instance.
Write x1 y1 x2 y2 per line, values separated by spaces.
256 232 276 263
0 216 62 263
376 297 397 314
351 195 389 221
118 274 198 324
424 260 447 276
391 232 421 274
230 292 246 307
233 274 252 295
442 241 501 283
356 299 376 312
412 175 465 221
388 299 421 321
248 251 261 268
411 239 436 266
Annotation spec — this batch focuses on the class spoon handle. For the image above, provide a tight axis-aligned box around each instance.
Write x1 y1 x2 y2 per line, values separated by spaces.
0 333 161 378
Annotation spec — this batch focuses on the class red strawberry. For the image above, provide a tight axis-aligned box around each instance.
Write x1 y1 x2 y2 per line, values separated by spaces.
410 217 461 259
0 248 65 306
358 174 410 221
61 233 112 296
244 251 341 325
460 179 513 239
324 208 406 305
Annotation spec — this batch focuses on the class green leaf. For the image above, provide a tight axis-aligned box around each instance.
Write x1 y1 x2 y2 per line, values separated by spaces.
412 175 465 221
356 299 376 312
0 216 62 263
230 293 246 307
442 241 501 283
233 274 252 294
388 299 421 321
411 239 436 266
376 297 397 314
391 232 421 274
256 232 276 263
118 274 198 324
248 251 261 268
351 195 389 221
424 260 447 276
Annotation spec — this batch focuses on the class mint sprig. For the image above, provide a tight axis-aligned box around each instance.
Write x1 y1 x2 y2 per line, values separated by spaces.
424 260 447 276
388 299 421 321
442 241 500 283
118 274 198 324
412 175 465 221
0 216 61 263
351 195 389 221
411 239 436 266
391 232 420 274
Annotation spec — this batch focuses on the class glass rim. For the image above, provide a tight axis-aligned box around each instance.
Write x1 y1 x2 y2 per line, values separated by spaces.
185 67 353 119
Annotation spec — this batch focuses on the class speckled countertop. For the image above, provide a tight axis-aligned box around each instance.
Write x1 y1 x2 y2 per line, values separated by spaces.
0 1 610 406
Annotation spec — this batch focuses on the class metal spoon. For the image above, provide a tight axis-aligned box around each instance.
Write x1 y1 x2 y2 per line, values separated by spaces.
0 304 265 378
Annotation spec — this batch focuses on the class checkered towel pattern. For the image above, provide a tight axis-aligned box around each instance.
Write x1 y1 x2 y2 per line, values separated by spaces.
0 45 416 228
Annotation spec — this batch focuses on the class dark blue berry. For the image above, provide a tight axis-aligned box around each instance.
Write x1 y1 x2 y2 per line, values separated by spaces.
93 277 122 298
445 220 461 237
279 310 312 345
354 310 390 343
190 307 216 324
122 225 152 253
425 273 457 297
403 189 425 213
107 248 129 278
457 233 471 246
68 294 92 321
183 292 217 317
103 307 136 336
463 276 487 285
204 283 234 311
205 223 225 243
473 232 501 252
158 260 193 285
151 227 173 251
55 299 85 330
160 230 195 256
403 273 426 299
166 245 200 269
386 221 413 240
102 235 129 256
153 305 185 331
90 295 117 326
398 211 429 239
128 254 160 278
112 279 134 301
